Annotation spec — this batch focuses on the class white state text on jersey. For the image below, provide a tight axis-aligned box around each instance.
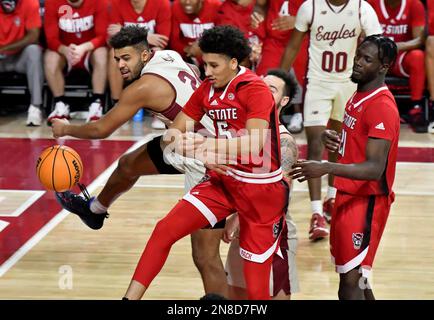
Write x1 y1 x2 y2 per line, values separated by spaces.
343 111 357 129
207 108 238 120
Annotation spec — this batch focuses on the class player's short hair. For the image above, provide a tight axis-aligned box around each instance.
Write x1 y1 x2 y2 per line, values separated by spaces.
266 69 298 103
109 25 149 51
199 25 251 63
361 34 398 66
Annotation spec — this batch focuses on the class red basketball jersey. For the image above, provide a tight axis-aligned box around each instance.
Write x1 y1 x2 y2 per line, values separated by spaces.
170 0 221 59
183 67 282 175
109 0 171 37
368 0 425 43
44 0 108 50
427 0 434 35
334 86 400 196
264 0 304 43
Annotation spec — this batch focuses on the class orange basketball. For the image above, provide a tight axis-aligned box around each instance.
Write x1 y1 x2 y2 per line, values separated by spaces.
36 145 84 192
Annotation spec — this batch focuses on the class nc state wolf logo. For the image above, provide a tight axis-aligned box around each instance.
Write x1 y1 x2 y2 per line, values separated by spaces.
352 233 363 250
272 219 282 239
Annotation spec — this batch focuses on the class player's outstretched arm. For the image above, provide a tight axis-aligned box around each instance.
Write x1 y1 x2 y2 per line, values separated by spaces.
51 80 151 139
291 138 391 182
280 29 305 71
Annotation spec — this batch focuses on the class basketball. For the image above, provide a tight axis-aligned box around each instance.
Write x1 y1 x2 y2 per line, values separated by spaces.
36 145 83 192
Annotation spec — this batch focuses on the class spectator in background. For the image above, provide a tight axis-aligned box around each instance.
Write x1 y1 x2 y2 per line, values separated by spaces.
252 0 307 133
215 0 263 69
170 0 221 72
0 0 44 126
425 0 434 133
107 0 171 129
44 0 108 124
369 0 427 133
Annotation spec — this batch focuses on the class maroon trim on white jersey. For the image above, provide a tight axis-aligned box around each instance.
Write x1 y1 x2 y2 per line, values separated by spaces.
310 0 315 27
141 72 178 120
325 0 350 14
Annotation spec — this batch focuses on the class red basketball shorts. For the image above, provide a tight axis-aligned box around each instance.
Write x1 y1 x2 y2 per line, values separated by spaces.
330 191 394 278
183 170 289 263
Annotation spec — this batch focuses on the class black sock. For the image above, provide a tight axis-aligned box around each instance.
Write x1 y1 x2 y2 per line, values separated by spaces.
54 96 66 104
92 93 105 104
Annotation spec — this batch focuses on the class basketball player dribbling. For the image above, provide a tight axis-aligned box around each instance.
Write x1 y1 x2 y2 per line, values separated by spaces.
51 25 230 297
291 35 399 300
280 0 383 241
123 25 289 300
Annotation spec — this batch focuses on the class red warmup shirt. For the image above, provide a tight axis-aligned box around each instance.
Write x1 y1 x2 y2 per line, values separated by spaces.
183 67 282 174
44 0 108 51
170 0 221 58
427 0 434 35
262 0 304 43
334 86 400 196
0 0 41 55
215 1 264 40
368 0 425 43
109 0 171 37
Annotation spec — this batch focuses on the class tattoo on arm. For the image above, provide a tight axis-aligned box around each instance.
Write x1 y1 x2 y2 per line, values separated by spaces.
280 135 298 179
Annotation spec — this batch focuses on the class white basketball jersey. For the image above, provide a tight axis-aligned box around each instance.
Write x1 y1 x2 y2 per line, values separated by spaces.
307 0 363 82
141 50 215 135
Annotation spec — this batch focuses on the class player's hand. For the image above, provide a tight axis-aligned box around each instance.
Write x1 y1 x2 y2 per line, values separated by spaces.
249 41 262 64
222 213 240 243
51 118 70 138
271 15 295 31
290 160 329 182
147 33 169 48
184 41 201 58
69 44 87 66
251 11 264 29
107 24 122 37
322 129 341 152
205 163 232 176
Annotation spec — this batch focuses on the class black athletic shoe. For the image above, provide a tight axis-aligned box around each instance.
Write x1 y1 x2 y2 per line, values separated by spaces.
55 184 108 230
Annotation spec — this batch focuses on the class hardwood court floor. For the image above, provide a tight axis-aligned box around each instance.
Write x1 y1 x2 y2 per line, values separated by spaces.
0 113 433 299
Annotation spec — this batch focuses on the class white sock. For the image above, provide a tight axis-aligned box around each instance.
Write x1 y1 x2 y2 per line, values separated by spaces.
326 187 337 200
311 200 323 215
90 198 108 214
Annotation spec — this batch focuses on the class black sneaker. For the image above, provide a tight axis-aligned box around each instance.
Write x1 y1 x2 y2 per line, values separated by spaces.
55 184 108 230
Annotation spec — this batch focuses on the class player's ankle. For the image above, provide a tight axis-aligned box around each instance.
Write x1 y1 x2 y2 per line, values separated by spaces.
311 200 323 215
90 198 108 214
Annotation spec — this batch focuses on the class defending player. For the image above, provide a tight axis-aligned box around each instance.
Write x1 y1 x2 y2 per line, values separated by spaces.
224 69 300 300
291 35 399 300
123 25 289 300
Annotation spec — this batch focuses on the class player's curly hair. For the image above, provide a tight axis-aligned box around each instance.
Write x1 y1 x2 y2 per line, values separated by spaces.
199 25 251 63
266 69 299 103
109 25 149 51
362 34 398 66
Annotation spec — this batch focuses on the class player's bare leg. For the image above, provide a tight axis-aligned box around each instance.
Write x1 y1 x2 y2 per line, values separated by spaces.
338 269 365 300
44 50 66 97
364 288 375 300
90 47 108 95
97 143 159 207
305 125 329 240
228 285 248 300
191 229 228 297
124 280 147 300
